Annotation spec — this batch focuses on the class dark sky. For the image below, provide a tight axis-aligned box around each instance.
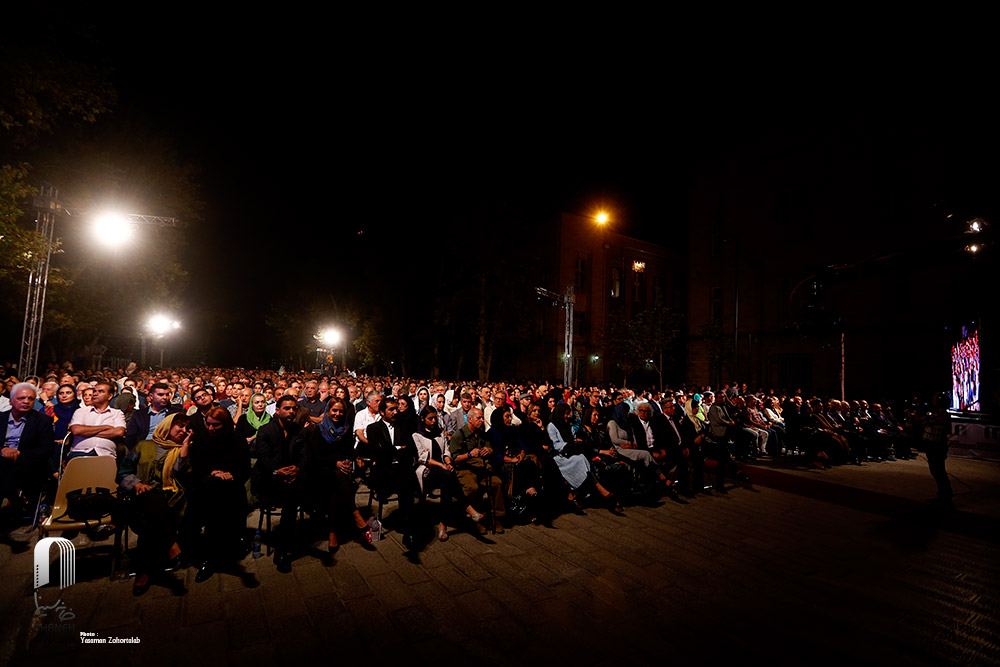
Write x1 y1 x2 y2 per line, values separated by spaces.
21 15 996 364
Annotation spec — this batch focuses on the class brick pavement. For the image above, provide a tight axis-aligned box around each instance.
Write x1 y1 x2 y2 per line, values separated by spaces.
3 455 998 666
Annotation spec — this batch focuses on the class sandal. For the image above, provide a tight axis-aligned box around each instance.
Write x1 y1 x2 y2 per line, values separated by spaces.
436 524 449 542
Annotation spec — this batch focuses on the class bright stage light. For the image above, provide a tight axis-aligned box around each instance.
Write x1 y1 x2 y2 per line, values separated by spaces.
319 328 342 346
148 314 171 335
93 213 134 245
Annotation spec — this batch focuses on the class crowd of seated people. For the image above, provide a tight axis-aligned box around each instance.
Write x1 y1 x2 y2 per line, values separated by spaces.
0 363 931 592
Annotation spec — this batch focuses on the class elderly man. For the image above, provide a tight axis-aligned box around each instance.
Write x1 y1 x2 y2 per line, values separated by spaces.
449 407 504 533
68 381 126 459
353 390 383 452
445 393 475 436
1 383 54 519
297 380 328 425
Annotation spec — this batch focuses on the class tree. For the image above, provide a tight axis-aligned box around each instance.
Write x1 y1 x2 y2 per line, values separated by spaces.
634 298 683 391
605 311 644 386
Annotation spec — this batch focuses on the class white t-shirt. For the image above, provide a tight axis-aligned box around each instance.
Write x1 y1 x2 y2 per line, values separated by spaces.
69 405 126 457
353 408 381 448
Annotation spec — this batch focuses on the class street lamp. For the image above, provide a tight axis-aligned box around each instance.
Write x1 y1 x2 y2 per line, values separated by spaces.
92 212 135 246
313 327 345 371
18 185 179 376
142 314 181 367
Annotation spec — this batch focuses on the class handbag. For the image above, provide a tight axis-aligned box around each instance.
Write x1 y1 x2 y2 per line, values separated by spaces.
64 487 118 524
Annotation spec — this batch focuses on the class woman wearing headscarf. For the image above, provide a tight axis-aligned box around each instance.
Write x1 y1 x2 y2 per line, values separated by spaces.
490 404 542 521
188 406 251 583
414 386 431 414
305 398 374 560
116 412 192 595
547 404 619 512
578 406 629 502
395 394 419 444
235 393 270 445
46 383 79 471
413 405 464 541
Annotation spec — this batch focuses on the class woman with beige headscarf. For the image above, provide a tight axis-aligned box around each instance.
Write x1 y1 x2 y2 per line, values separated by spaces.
116 412 193 596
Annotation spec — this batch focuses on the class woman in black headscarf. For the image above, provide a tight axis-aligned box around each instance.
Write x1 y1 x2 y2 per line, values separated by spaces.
46 383 79 471
489 405 541 515
413 405 465 541
395 394 419 444
305 398 374 560
548 403 621 512
578 405 631 498
189 406 251 583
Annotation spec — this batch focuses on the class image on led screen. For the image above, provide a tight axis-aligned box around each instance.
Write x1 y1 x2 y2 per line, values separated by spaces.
951 326 980 411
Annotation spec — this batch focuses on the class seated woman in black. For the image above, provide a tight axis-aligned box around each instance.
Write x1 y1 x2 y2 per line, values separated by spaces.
413 406 464 541
577 406 629 503
489 405 542 521
116 413 191 596
189 406 250 583
516 404 567 516
305 398 374 561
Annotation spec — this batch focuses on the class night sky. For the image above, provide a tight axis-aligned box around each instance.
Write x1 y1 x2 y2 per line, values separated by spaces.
6 14 997 368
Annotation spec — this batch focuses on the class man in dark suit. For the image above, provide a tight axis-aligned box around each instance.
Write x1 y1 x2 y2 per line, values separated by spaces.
366 396 418 549
631 400 687 501
1 382 54 523
124 382 182 451
251 395 306 573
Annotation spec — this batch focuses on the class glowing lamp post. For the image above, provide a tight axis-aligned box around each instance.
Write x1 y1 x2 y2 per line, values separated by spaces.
142 314 181 367
17 185 178 376
313 327 345 371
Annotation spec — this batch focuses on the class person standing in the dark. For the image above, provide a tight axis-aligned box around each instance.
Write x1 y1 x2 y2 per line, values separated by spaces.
922 392 953 510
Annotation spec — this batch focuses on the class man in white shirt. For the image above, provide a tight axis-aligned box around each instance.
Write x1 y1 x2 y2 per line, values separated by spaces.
68 381 126 458
353 390 383 450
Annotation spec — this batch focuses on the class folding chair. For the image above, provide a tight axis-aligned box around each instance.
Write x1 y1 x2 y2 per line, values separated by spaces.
39 456 118 537
39 456 124 578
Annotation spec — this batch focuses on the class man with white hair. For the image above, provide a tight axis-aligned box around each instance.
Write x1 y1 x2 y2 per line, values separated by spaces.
1 383 54 518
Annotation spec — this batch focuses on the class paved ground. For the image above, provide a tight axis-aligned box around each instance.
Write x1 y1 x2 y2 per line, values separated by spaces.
2 452 998 667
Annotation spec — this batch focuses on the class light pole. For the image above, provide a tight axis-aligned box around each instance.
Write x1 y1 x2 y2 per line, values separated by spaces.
17 185 178 376
313 327 344 372
141 315 181 367
595 210 610 383
536 285 575 387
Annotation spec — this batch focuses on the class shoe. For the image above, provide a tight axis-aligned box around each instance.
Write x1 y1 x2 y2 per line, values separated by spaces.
735 472 751 482
132 573 152 597
474 522 488 534
436 525 449 542
664 489 689 505
714 486 729 494
493 522 505 534
319 549 334 567
605 494 625 512
275 552 292 574
467 511 484 523
402 533 416 551
699 488 714 496
195 562 214 583
680 490 698 499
